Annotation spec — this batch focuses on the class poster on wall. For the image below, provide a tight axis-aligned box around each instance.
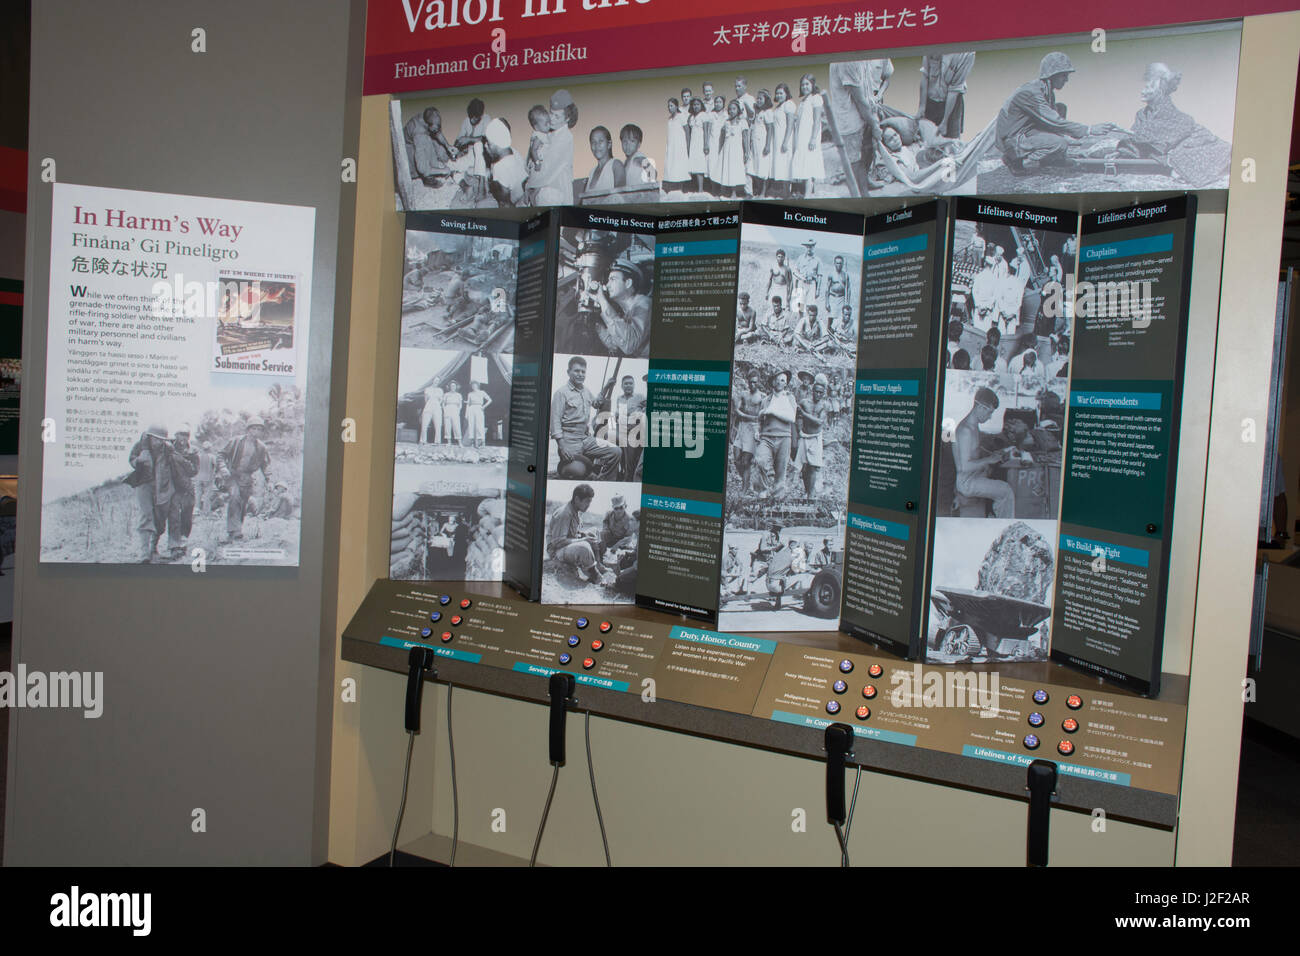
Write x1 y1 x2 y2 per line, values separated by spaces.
388 25 1239 212
839 200 948 658
924 197 1077 663
717 202 864 633
40 183 314 566
1048 196 1196 696
392 213 517 582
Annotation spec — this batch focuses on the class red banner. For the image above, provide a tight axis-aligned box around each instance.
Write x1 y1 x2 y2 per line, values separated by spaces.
365 0 1296 94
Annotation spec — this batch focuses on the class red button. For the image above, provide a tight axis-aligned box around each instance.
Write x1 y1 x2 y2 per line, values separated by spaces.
855 705 871 720
1066 694 1083 710
450 615 463 626
460 598 472 609
591 639 604 652
599 621 612 633
862 684 877 700
1057 740 1074 756
867 664 883 678
440 631 453 643
1062 718 1079 734
582 657 595 670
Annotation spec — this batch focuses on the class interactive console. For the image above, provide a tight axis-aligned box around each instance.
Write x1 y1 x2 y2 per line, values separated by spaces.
344 579 1188 829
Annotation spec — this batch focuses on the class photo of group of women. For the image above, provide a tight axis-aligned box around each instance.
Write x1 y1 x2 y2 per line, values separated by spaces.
718 220 863 632
391 26 1238 211
540 224 655 605
391 223 517 581
927 215 1075 663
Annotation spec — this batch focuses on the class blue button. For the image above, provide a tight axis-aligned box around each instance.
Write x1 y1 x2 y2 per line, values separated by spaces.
838 660 854 674
567 635 580 647
439 595 451 606
576 617 589 629
1024 734 1040 750
1028 712 1044 727
559 653 572 665
832 680 848 694
430 611 442 622
826 700 841 715
1032 689 1049 705
420 627 432 639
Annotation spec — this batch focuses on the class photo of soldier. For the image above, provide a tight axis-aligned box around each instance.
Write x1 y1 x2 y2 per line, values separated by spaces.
553 227 654 358
219 417 272 543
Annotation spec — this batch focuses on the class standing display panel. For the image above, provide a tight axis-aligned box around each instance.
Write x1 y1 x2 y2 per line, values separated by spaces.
539 208 658 606
391 213 517 583
840 200 949 658
718 202 865 633
1049 197 1197 696
924 197 1077 664
503 212 559 598
635 211 742 620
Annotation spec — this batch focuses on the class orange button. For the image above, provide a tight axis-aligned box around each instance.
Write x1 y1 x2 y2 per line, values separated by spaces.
855 705 871 720
862 684 877 700
867 664 883 678
1057 740 1074 756
1062 718 1078 734
599 621 612 633
591 639 604 652
460 598 472 610
440 631 453 643
450 615 463 626
582 657 595 670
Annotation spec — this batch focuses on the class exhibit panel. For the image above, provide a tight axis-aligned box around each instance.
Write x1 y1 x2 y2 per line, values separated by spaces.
321 10 1300 867
840 200 949 657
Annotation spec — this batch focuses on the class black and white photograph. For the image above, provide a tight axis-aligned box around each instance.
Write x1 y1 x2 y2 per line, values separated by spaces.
719 218 861 632
391 218 517 584
546 352 647 483
396 348 512 460
391 28 1239 212
553 226 654 358
401 227 518 352
390 464 505 582
718 360 855 630
40 387 305 566
935 370 1066 522
927 517 1058 663
540 479 640 606
732 221 862 366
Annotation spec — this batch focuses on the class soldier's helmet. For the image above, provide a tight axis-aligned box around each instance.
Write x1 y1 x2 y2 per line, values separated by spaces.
246 417 266 429
1039 52 1075 80
146 424 168 439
